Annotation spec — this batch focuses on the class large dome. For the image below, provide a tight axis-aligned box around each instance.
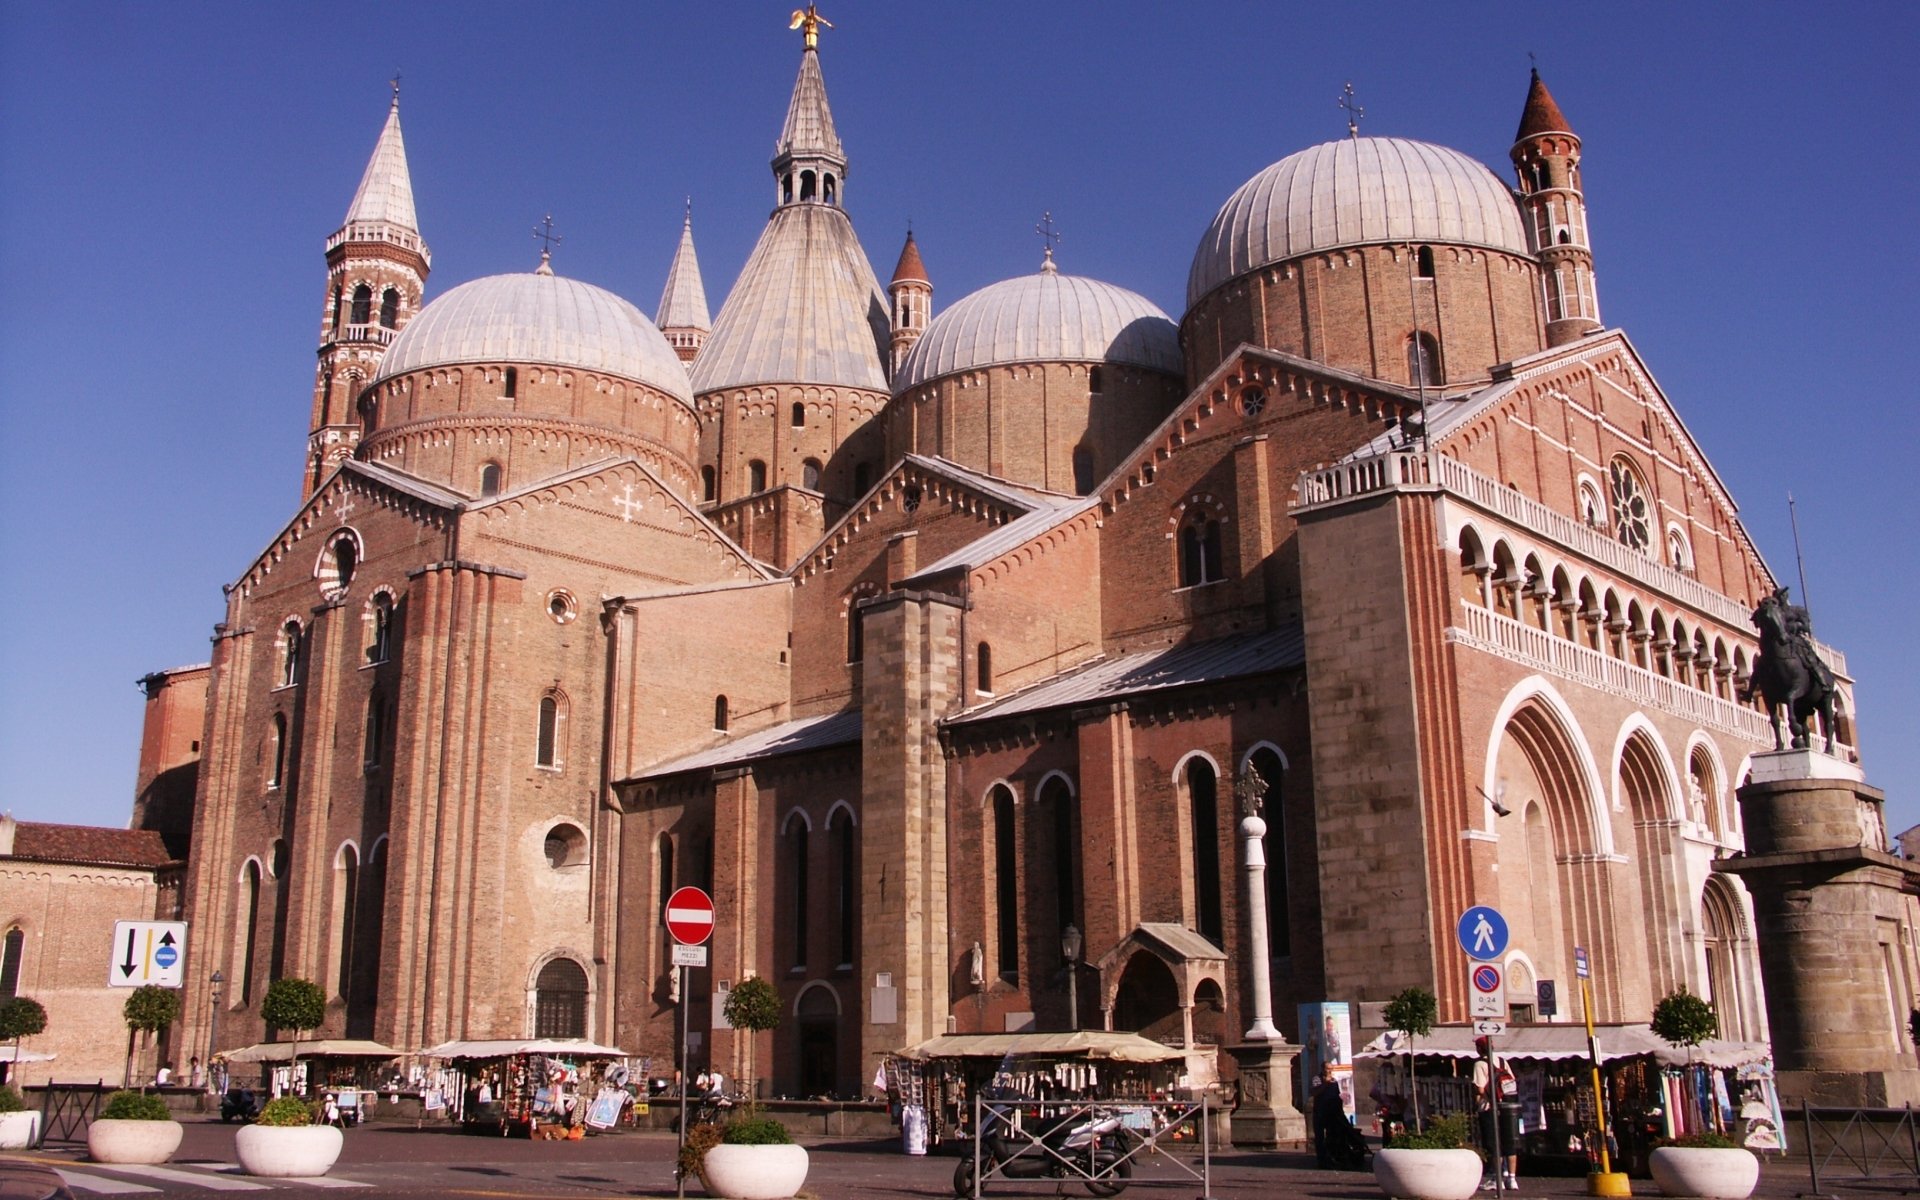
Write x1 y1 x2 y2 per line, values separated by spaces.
895 267 1181 392
1187 137 1529 308
374 271 693 406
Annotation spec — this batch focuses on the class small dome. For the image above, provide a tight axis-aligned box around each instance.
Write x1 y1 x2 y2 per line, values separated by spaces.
895 269 1181 393
1188 137 1529 308
374 272 693 406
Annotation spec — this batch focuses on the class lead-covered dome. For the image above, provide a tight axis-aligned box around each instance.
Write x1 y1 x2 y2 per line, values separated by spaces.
1187 137 1529 308
895 266 1181 392
374 271 693 406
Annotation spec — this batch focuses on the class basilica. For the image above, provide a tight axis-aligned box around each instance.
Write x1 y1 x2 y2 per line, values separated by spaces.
128 26 1870 1100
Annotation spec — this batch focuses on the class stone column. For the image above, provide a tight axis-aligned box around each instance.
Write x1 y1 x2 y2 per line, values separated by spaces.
1227 763 1304 1146
1717 750 1920 1106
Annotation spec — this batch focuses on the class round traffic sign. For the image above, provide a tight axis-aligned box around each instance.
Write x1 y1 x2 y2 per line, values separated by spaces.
1458 905 1510 961
665 886 715 945
1472 964 1501 993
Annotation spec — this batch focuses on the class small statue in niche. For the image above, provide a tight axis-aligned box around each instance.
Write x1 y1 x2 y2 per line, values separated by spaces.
968 941 985 987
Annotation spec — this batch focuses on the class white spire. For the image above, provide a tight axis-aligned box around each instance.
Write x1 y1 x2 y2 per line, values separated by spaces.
343 94 420 234
656 203 711 331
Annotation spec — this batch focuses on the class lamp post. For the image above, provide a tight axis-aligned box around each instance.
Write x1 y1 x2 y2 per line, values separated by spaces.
207 970 223 1093
1061 924 1083 1032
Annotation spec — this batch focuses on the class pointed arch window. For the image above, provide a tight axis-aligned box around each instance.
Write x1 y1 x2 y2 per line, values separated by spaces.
1177 509 1223 588
992 786 1019 981
1186 758 1223 944
378 288 399 329
363 692 388 770
268 713 288 789
239 860 261 1005
333 843 360 999
369 592 395 663
831 808 856 967
0 926 23 997
785 812 810 969
350 285 372 326
280 620 303 687
1408 332 1442 387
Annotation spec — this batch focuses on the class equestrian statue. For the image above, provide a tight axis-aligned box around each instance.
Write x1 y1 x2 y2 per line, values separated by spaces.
1746 587 1837 753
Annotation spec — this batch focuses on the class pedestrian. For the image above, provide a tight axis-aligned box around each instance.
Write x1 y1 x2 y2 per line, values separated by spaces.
154 1062 173 1087
1312 1063 1346 1168
188 1056 203 1090
1473 1036 1520 1190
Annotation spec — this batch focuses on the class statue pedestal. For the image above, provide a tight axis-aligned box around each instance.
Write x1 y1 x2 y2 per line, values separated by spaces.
1226 1040 1304 1147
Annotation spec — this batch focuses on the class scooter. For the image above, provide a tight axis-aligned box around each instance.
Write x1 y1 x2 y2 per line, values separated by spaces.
953 1104 1132 1197
220 1086 260 1123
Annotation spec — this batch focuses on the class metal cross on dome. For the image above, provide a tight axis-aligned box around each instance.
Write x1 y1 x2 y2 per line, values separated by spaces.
1035 211 1062 270
533 214 563 260
1339 81 1365 139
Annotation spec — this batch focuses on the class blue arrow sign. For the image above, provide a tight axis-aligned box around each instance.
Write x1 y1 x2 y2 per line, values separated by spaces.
1458 906 1510 961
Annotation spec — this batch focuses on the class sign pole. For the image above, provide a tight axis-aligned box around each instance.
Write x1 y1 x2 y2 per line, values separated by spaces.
676 961 689 1200
1487 1038 1504 1197
1577 946 1629 1197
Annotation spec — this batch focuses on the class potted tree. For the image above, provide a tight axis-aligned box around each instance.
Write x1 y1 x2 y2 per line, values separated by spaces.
699 976 808 1200
1372 1113 1483 1200
1648 988 1755 1200
87 1089 184 1164
121 985 181 1088
0 996 47 1149
235 977 342 1178
1382 985 1437 1135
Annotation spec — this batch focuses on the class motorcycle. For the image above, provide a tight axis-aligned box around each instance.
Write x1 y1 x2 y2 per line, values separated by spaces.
220 1086 260 1123
953 1103 1133 1197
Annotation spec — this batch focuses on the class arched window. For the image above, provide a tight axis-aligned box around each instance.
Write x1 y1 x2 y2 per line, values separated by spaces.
239 860 261 1005
328 533 357 594
785 813 810 969
791 402 806 428
1667 526 1692 573
823 173 836 204
1036 776 1079 944
479 463 502 497
831 808 856 967
800 170 816 201
333 844 359 998
350 285 372 326
1579 479 1605 529
0 927 23 997
280 620 302 687
701 466 717 502
976 643 993 694
363 692 387 769
714 695 729 732
534 959 588 1038
782 174 794 204
378 288 399 329
656 835 675 918
330 286 343 333
748 460 768 492
846 590 869 664
1417 246 1436 279
1186 758 1223 944
1248 749 1290 956
544 823 587 869
268 713 288 789
536 694 562 768
1072 445 1096 496
1407 332 1442 386
503 367 518 399
992 786 1018 981
853 463 872 497
1177 509 1223 588
370 593 395 663
802 459 822 490
1088 367 1104 395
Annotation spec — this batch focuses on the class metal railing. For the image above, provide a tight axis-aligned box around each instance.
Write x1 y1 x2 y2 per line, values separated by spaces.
34 1081 109 1146
963 1093 1219 1199
1800 1104 1919 1197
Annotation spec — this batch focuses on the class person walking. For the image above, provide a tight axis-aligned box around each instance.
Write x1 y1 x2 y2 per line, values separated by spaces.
1473 1036 1520 1190
1312 1064 1347 1169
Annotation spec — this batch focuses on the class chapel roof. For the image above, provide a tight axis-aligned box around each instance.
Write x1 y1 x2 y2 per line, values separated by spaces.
1187 136 1529 308
6 821 175 869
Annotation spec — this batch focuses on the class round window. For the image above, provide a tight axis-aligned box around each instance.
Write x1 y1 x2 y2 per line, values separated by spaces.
1239 386 1266 416
544 823 587 869
1608 459 1650 554
547 590 577 625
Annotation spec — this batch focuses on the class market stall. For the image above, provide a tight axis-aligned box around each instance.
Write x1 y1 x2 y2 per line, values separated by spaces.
1356 1024 1779 1176
222 1039 401 1120
420 1039 637 1139
885 1031 1190 1149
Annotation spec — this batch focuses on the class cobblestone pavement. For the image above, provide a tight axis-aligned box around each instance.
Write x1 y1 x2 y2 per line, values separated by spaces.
0 1118 1873 1199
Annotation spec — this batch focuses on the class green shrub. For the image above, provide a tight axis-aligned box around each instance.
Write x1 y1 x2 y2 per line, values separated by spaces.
721 1116 793 1145
101 1090 173 1121
1393 1112 1470 1150
1661 1132 1740 1150
678 1121 723 1181
0 1084 25 1113
255 1097 315 1127
1650 987 1718 1050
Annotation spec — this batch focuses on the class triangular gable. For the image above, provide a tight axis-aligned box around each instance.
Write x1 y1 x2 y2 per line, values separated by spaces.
231 459 460 600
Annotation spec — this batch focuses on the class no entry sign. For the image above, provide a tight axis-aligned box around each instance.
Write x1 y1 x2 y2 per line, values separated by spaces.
665 886 715 945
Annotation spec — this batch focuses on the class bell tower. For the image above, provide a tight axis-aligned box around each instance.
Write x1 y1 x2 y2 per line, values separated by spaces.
888 231 931 377
306 83 430 499
1511 69 1600 347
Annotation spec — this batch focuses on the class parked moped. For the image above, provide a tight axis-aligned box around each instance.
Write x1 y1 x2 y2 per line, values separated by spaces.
953 1103 1132 1197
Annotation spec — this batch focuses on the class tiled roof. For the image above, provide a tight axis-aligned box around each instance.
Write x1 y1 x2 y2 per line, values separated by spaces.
950 626 1306 725
9 822 175 869
890 233 929 286
1515 70 1573 142
627 709 862 781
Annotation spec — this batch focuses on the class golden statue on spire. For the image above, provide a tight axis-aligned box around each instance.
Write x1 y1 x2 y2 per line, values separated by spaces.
789 5 832 50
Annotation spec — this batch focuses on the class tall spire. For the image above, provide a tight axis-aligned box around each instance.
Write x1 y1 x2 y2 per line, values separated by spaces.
343 89 421 237
771 19 847 208
888 230 931 376
657 202 711 367
1511 69 1600 347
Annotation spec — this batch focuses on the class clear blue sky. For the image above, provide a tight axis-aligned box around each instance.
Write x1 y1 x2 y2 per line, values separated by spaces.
2 3 1915 835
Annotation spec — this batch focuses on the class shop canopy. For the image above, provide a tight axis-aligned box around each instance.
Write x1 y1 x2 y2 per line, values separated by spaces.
895 1032 1185 1063
1356 1024 1768 1068
0 1048 54 1063
223 1039 401 1063
420 1039 630 1061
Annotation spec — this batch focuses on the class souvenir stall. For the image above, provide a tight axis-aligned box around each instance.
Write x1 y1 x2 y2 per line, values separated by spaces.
886 1031 1188 1149
1358 1024 1777 1176
1650 1040 1783 1151
222 1039 402 1119
421 1039 635 1139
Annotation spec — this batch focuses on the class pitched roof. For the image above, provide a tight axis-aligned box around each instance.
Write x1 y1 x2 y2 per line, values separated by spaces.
656 209 711 331
626 708 861 782
343 98 420 233
1515 69 1574 142
8 822 175 869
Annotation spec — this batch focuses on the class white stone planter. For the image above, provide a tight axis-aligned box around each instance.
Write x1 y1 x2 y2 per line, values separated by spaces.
234 1124 345 1177
0 1110 40 1150
700 1143 810 1200
1650 1146 1759 1199
1372 1147 1485 1200
86 1118 184 1164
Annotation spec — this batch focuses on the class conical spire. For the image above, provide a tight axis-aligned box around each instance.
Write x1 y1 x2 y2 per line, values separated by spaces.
1515 68 1573 142
657 204 712 331
890 231 929 286
344 93 420 233
776 46 845 166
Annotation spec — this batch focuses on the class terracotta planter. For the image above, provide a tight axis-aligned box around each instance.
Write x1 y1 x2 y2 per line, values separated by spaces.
1372 1147 1485 1200
234 1124 345 1177
700 1143 810 1200
86 1118 184 1164
1649 1146 1759 1199
0 1110 40 1150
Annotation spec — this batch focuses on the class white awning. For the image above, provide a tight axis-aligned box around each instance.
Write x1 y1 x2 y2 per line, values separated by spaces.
419 1039 630 1061
0 1047 54 1063
895 1032 1185 1063
1356 1024 1769 1067
223 1039 400 1063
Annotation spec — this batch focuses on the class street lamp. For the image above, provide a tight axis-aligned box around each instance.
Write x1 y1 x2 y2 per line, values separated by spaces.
207 970 223 1093
1061 924 1083 1032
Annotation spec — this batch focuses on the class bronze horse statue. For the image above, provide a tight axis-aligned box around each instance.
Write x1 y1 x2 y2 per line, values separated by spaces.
1746 587 1836 752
